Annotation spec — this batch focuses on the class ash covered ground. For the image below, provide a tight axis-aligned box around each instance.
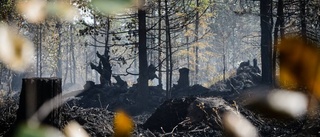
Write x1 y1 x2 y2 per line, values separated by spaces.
1 65 320 137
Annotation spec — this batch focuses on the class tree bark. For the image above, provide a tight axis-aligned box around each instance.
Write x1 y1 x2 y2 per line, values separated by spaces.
158 0 162 88
195 0 200 84
138 4 149 96
38 24 43 77
273 0 284 86
56 22 62 78
260 0 273 84
94 15 99 83
105 17 110 56
165 0 172 98
300 0 306 38
71 25 76 83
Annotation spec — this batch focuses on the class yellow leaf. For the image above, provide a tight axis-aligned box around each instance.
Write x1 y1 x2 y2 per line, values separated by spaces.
278 36 320 98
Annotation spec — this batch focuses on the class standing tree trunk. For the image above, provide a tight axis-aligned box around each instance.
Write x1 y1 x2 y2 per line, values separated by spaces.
300 0 306 38
93 15 99 83
158 0 162 88
38 24 43 77
85 42 88 81
56 22 62 78
164 0 172 98
273 0 284 86
260 0 273 84
71 25 76 83
104 17 110 56
194 0 200 84
36 25 40 77
138 2 149 96
186 27 190 69
69 42 72 83
223 42 226 82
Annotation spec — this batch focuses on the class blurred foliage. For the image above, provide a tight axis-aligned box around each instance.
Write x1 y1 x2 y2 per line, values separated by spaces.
89 0 135 15
278 36 320 98
0 23 34 72
0 0 15 22
64 121 89 137
15 124 63 137
113 110 134 137
16 0 79 23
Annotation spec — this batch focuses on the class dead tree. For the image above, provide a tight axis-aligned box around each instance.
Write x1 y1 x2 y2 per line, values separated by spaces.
113 75 128 88
135 64 158 87
148 64 158 80
90 51 112 86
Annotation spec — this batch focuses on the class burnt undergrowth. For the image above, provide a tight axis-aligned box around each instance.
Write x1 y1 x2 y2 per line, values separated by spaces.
1 65 320 136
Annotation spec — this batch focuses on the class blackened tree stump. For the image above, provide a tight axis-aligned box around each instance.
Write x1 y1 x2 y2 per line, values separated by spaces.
17 78 61 125
178 68 189 87
6 78 62 136
17 78 62 125
176 68 189 89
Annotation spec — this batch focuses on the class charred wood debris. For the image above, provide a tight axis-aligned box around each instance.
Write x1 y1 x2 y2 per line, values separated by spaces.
1 60 320 137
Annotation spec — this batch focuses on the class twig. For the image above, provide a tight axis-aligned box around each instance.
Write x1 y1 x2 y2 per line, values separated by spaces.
212 108 223 128
28 90 85 127
161 119 190 136
98 94 102 108
160 127 166 134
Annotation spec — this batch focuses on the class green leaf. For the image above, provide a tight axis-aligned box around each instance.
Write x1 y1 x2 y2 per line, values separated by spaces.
14 124 63 137
90 0 133 15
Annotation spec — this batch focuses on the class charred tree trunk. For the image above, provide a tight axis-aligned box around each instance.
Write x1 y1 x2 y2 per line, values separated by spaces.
71 25 76 83
64 44 69 85
186 27 190 69
93 15 99 83
165 0 172 98
37 24 43 77
300 0 306 38
138 3 149 96
273 0 284 86
56 22 62 78
157 0 162 88
104 17 110 56
90 51 112 86
260 0 273 84
36 25 40 77
223 44 226 82
90 18 112 87
194 0 199 84
85 42 88 81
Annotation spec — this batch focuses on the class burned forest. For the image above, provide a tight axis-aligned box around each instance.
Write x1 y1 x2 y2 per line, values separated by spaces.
2 0 320 137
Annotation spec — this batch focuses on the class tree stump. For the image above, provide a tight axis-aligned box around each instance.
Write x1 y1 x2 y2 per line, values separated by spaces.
17 78 61 125
177 68 189 89
6 78 62 136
